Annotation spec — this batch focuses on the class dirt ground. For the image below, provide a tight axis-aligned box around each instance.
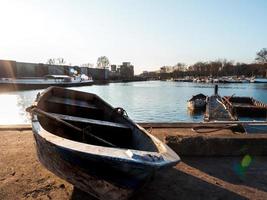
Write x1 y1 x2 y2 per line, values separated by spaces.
1 129 267 200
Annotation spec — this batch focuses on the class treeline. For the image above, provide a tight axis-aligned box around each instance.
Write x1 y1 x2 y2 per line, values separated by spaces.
161 48 267 79
172 61 267 78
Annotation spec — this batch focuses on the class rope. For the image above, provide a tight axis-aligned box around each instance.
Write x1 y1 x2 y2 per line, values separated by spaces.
192 124 238 133
112 107 128 117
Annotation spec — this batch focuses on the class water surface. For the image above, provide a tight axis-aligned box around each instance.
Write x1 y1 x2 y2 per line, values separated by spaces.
1 81 267 124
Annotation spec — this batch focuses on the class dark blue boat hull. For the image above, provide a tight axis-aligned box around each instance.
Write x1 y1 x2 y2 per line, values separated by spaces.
33 132 155 199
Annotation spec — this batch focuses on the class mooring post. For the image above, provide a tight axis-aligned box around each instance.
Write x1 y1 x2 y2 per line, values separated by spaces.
214 84 218 95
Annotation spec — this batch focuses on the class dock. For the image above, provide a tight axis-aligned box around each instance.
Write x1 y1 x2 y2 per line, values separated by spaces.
1 124 267 200
204 95 236 122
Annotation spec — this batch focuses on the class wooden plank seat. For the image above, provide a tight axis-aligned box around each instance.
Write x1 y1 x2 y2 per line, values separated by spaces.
49 112 130 130
46 96 99 110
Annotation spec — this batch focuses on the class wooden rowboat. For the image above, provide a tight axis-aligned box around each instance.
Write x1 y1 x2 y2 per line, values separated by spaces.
187 93 207 110
223 96 267 118
27 86 180 200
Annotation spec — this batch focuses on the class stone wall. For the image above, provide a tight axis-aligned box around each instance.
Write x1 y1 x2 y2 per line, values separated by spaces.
0 60 109 80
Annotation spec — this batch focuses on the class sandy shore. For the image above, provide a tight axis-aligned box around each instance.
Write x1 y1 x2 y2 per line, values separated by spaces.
1 128 267 200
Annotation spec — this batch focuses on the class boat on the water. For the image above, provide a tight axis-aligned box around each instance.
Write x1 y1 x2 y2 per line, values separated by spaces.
0 74 93 91
26 86 180 200
223 96 267 118
187 93 207 110
254 78 267 83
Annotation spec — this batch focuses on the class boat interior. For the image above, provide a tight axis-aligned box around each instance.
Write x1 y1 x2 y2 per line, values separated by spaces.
36 87 158 152
227 96 254 105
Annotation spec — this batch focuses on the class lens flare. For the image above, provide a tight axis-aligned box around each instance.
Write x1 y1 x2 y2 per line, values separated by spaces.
241 155 252 168
234 154 253 179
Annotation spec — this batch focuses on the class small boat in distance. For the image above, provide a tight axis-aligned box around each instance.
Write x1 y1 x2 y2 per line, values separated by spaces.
187 93 207 110
0 74 93 91
27 86 180 200
223 96 267 118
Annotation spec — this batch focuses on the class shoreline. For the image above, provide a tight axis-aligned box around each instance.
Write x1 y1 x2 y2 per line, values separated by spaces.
1 124 267 199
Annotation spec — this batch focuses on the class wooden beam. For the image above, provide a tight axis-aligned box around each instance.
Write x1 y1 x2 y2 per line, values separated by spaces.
32 108 117 147
46 96 99 110
50 113 130 129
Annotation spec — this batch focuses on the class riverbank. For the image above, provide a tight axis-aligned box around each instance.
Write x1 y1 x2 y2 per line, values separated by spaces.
1 125 267 199
94 78 147 84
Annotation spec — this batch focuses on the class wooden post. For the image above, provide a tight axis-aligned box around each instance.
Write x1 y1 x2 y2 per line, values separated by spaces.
214 84 218 95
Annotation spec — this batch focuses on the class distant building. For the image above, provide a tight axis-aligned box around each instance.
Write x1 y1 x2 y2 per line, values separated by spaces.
109 62 134 79
0 59 109 80
140 71 159 79
0 60 16 78
109 64 120 80
119 62 134 78
88 68 109 80
110 65 117 72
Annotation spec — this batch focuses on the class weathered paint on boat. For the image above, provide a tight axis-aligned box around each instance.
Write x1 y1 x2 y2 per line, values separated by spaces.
29 86 180 200
223 96 267 118
187 93 207 110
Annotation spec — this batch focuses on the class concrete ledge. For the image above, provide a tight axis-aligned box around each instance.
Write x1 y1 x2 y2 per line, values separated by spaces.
139 122 267 128
1 123 267 156
167 134 267 156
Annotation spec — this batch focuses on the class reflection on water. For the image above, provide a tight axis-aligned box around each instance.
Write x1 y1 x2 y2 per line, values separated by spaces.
0 94 27 124
0 81 267 124
187 109 206 120
0 90 43 124
0 94 24 124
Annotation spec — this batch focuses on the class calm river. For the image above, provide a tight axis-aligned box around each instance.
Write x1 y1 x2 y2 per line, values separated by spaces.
1 81 267 124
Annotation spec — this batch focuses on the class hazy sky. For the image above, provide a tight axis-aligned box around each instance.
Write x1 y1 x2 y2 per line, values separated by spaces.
0 0 266 74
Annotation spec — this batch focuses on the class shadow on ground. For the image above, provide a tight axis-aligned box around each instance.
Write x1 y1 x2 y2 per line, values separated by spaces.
182 156 267 193
71 167 247 200
71 188 97 200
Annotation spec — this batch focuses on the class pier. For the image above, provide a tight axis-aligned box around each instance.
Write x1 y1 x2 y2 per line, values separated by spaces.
204 85 236 122
204 95 236 121
1 124 267 200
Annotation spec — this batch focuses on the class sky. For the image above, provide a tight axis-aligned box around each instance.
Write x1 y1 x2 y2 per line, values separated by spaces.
0 0 266 74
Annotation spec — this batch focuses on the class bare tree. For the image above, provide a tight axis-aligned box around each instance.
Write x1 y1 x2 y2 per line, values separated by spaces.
46 57 67 65
255 48 267 64
97 56 110 69
47 58 56 65
81 63 94 68
174 62 186 71
57 57 66 65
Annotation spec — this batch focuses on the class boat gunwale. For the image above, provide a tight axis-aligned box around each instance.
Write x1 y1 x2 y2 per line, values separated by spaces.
32 86 180 168
188 93 207 102
32 119 179 168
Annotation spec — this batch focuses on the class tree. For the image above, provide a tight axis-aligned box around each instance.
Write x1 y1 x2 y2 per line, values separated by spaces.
97 56 110 69
220 59 234 76
46 57 67 65
47 58 56 65
208 61 222 76
174 62 186 71
57 57 66 65
81 63 94 68
192 62 207 76
255 48 267 64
